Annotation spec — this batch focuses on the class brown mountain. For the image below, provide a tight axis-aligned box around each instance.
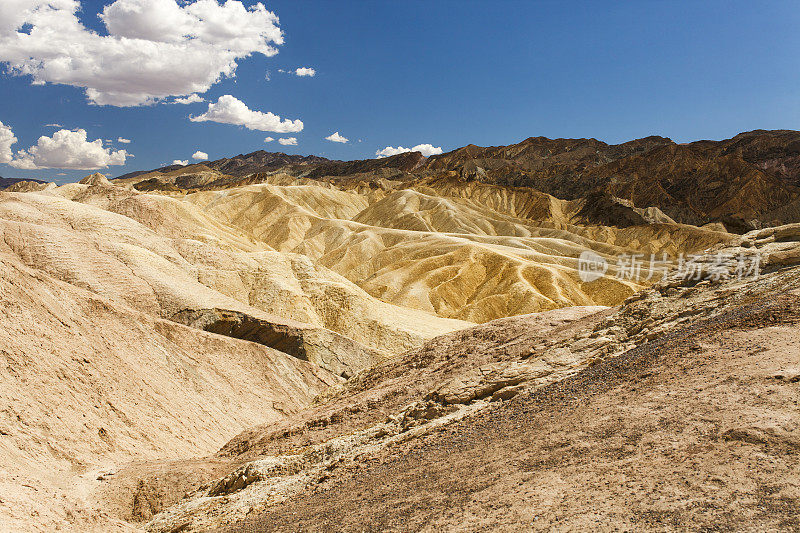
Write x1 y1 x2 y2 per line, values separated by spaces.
115 163 188 181
583 142 798 227
114 152 331 182
112 130 800 230
421 130 800 229
0 176 46 189
305 151 426 180
205 150 331 176
422 135 674 195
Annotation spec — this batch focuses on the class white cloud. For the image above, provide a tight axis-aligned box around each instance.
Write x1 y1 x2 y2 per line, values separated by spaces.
117 137 131 143
276 67 315 77
264 136 274 142
376 143 443 158
0 0 284 106
325 131 348 143
172 159 188 166
190 94 302 132
45 123 63 128
8 128 130 169
278 137 297 146
414 144 444 157
375 146 407 158
173 93 205 104
192 150 208 160
0 121 19 164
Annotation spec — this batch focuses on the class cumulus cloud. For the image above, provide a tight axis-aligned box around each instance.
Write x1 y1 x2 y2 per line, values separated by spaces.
192 150 208 160
0 0 284 106
190 95 302 132
172 159 188 166
264 136 274 142
8 128 130 169
173 93 205 105
413 144 444 157
117 137 131 143
0 121 19 164
375 146 406 158
375 143 443 158
278 137 297 146
325 131 348 143
276 67 315 77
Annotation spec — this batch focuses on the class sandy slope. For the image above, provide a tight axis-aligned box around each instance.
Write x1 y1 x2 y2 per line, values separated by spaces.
0 181 470 530
229 296 800 532
0 237 339 531
1 186 469 363
186 181 732 321
0 173 746 530
132 230 800 532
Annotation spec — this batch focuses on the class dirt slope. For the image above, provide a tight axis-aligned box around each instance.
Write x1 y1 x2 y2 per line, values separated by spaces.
186 181 731 321
134 230 800 532
230 291 800 532
97 306 611 529
0 230 339 532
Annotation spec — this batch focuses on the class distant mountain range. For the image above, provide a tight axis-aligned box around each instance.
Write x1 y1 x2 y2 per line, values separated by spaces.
114 151 331 182
111 129 800 231
0 176 46 189
424 130 800 229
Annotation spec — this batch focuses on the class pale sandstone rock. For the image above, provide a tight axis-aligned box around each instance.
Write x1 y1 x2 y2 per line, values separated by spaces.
429 361 555 404
79 172 112 186
774 368 800 383
0 239 339 531
0 190 469 368
766 245 800 266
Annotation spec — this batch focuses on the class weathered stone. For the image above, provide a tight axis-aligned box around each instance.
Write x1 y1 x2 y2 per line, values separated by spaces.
766 246 800 267
429 361 554 405
774 368 800 383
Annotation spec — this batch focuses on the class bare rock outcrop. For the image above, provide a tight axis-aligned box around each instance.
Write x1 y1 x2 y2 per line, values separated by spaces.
172 308 385 378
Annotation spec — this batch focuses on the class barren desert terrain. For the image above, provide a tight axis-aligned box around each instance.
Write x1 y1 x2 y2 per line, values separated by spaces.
2 132 800 531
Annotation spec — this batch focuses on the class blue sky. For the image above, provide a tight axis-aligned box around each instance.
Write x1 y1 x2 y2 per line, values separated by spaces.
1 0 799 183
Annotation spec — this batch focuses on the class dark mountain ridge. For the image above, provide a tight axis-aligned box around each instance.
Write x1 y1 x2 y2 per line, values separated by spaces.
420 130 800 228
112 130 800 230
206 150 331 176
0 176 46 189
